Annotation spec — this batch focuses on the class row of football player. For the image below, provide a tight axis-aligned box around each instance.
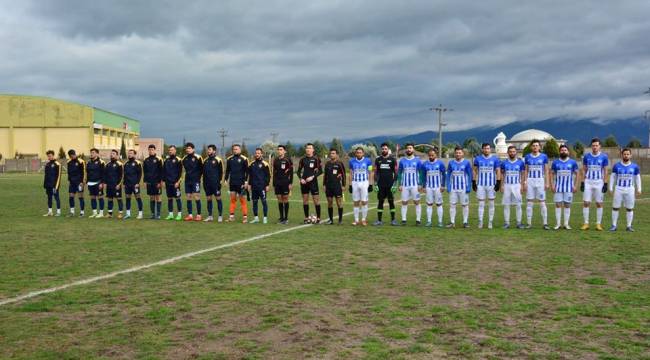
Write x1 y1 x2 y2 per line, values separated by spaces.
41 138 641 231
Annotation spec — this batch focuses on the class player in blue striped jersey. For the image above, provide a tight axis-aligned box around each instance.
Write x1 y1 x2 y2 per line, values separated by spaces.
446 146 473 228
398 143 422 225
472 143 501 229
348 147 374 226
499 145 525 229
523 140 550 229
609 148 642 231
550 145 579 230
580 138 609 231
419 148 445 227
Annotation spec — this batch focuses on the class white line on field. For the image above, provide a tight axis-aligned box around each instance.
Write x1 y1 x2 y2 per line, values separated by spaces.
0 207 376 307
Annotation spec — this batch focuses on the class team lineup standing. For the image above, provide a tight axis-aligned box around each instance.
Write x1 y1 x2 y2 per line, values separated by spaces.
42 138 642 231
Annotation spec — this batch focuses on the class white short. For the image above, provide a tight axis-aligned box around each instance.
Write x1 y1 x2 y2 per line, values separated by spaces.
425 188 443 205
502 184 523 205
583 181 604 203
352 181 369 202
449 191 469 205
553 192 574 204
526 183 546 201
613 187 635 209
476 185 496 200
401 186 421 202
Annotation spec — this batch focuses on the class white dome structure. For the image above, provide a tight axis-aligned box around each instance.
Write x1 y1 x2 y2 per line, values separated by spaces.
506 129 566 151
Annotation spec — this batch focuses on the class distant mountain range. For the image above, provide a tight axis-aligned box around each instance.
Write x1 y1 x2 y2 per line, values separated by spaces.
343 117 649 148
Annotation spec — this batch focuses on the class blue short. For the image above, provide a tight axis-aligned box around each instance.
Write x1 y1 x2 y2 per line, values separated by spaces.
184 182 200 194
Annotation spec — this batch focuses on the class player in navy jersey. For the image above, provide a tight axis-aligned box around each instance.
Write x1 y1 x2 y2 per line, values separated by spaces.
225 144 250 223
203 145 224 222
472 143 501 229
348 147 374 226
500 146 525 229
523 140 550 229
43 150 62 217
550 145 579 230
66 149 86 217
123 149 144 220
248 148 271 224
162 145 183 221
104 149 125 219
143 144 163 220
419 148 445 227
580 138 609 231
182 143 204 221
446 146 473 228
398 143 422 225
85 148 105 218
609 148 642 231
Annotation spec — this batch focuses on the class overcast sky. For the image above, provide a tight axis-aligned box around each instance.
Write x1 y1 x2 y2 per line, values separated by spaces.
2 1 650 146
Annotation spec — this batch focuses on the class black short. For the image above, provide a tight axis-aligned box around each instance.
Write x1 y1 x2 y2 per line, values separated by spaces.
45 187 59 196
300 180 319 195
88 184 104 196
229 183 245 194
203 182 222 196
106 185 122 198
251 188 267 201
68 182 84 194
165 183 181 198
377 185 394 200
146 182 161 196
124 184 140 195
274 184 290 196
325 184 343 198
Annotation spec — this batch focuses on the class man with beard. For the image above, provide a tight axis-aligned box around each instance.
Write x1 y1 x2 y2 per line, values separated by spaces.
398 143 422 226
85 148 105 218
272 145 293 224
550 145 578 230
446 146 473 228
225 144 249 223
143 144 163 219
419 147 445 227
323 148 346 225
163 145 184 221
123 149 144 220
500 146 526 229
202 144 224 222
373 143 398 226
248 148 271 224
297 143 322 224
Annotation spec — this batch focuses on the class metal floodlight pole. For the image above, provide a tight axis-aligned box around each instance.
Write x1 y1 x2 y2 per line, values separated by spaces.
430 104 452 155
217 128 228 156
645 110 650 147
270 132 279 144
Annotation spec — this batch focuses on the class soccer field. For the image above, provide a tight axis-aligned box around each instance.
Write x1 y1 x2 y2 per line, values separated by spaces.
0 173 649 359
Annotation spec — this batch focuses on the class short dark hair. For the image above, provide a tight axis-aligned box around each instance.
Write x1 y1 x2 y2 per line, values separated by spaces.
559 144 569 150
621 147 631 154
255 147 263 152
46 150 55 156
208 144 217 151
305 143 314 148
90 148 99 153
329 148 338 153
169 145 176 150
530 139 541 146
111 149 119 154
380 142 389 148
454 146 463 152
231 144 241 149
148 144 156 149
185 142 195 149
405 142 414 148
591 138 601 145
481 143 490 148
277 145 286 150
128 149 136 154
507 145 517 151
428 148 437 154
355 147 364 152
67 149 76 156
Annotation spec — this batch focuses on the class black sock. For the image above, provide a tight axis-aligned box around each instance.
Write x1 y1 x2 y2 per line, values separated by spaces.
278 203 284 220
338 206 343 222
378 198 385 221
328 207 333 221
303 204 309 218
284 203 289 220
315 205 321 219
388 198 396 220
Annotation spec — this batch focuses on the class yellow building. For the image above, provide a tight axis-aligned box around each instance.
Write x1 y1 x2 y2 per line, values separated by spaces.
0 94 140 161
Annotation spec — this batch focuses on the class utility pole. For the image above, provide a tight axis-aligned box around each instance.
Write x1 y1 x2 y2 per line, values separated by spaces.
430 104 452 156
270 132 279 144
217 128 228 156
645 110 650 147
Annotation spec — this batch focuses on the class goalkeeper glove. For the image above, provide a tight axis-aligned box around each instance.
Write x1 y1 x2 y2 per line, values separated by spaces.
580 181 585 192
348 185 353 194
472 180 477 192
368 184 373 192
494 180 501 192
602 183 608 193
391 185 397 193
373 185 379 193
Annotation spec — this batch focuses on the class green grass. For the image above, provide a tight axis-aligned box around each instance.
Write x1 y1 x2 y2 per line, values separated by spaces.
1 173 649 359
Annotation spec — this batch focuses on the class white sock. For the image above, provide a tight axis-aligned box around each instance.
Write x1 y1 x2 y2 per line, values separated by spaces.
70 208 75 214
415 204 421 221
488 200 495 223
478 201 485 223
426 205 433 222
596 207 603 225
437 205 443 224
526 202 533 224
138 211 143 216
401 205 407 221
504 206 510 224
541 202 548 225
583 207 589 224
462 205 469 223
450 205 456 224
555 207 562 226
515 205 522 224
626 210 634 227
126 210 131 216
564 207 571 226
178 211 182 216
47 208 52 213
361 205 368 220
92 209 97 215
99 209 103 216
56 209 61 214
353 207 360 222
611 210 619 226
